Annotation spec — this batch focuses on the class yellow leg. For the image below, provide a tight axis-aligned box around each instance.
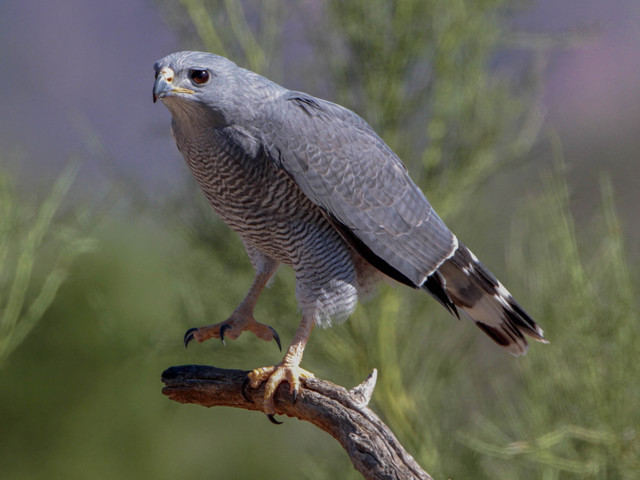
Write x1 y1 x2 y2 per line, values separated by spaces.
184 269 280 348
247 314 315 416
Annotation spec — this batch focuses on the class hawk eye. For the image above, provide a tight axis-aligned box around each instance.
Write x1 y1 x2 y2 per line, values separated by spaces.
190 69 210 85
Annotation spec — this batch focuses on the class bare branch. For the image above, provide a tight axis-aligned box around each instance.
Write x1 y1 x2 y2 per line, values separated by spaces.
161 365 432 480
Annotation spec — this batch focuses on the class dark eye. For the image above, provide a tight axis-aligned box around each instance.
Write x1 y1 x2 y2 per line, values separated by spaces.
190 70 210 85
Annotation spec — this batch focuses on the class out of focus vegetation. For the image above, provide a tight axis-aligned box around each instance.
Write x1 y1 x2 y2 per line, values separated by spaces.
0 165 94 365
1 1 638 479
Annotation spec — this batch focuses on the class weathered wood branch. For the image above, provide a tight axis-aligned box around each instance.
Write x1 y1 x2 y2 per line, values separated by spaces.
161 365 431 480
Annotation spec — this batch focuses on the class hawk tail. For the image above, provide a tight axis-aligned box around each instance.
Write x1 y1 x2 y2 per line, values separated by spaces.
424 242 547 355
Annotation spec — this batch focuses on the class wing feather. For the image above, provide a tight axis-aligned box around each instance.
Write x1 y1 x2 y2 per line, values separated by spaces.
259 91 456 286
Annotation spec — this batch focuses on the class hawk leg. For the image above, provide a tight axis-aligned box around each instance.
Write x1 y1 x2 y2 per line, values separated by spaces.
247 314 315 418
184 268 281 349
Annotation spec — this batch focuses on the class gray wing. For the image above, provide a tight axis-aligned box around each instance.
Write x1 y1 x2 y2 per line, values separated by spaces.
259 91 456 287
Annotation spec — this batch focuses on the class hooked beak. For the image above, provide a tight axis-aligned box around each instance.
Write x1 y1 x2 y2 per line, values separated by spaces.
153 67 195 103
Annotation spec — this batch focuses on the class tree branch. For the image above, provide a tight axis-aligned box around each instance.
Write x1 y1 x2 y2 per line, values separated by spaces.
161 365 432 480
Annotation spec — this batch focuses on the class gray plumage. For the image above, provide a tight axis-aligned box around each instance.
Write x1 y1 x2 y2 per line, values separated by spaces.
153 51 546 355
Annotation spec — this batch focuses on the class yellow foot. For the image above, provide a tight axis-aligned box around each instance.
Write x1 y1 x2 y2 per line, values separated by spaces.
184 314 281 350
247 363 315 416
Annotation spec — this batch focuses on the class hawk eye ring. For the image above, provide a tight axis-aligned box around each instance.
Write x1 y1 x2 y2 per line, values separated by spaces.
190 69 210 85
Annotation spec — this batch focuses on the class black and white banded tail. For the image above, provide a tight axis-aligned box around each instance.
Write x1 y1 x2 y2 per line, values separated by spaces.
426 242 547 355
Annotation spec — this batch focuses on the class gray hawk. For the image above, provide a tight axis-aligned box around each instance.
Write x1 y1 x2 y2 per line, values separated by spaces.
153 51 546 420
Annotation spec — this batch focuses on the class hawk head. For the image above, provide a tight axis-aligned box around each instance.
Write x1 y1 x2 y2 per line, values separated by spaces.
153 51 280 127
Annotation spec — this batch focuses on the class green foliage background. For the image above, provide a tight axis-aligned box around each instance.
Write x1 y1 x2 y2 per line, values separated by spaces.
1 1 638 479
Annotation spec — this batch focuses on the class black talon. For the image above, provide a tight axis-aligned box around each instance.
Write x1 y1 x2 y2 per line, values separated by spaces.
241 376 253 403
292 388 298 404
267 414 283 425
268 326 282 352
219 324 231 346
184 327 198 348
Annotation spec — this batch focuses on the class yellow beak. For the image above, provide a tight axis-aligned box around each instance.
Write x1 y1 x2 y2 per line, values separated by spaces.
153 67 195 103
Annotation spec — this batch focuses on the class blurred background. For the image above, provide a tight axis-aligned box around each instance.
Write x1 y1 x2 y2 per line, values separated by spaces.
1 0 638 478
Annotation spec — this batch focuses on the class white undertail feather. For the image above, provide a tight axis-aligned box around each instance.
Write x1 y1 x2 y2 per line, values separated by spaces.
435 242 546 355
